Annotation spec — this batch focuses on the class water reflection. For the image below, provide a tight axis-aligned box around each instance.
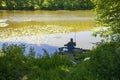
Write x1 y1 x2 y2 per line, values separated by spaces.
0 19 9 27
0 10 94 22
0 10 100 56
0 31 101 56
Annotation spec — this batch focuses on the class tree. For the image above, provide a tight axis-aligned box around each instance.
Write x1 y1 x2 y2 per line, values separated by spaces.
0 0 94 10
92 0 120 35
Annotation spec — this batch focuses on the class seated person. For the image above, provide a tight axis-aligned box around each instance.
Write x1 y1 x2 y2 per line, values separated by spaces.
64 38 76 52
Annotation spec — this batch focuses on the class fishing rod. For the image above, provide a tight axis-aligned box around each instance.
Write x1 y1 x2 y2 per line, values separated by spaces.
74 26 77 47
74 27 76 43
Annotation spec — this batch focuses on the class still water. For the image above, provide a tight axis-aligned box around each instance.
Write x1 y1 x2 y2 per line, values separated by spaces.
0 10 101 56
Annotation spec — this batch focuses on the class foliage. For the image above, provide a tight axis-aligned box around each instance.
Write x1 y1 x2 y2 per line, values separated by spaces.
66 41 120 80
0 0 94 10
92 0 120 41
28 47 35 58
0 44 72 80
0 42 120 80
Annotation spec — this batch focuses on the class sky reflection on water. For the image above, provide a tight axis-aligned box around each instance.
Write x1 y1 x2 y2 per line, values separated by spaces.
0 31 101 56
0 10 100 56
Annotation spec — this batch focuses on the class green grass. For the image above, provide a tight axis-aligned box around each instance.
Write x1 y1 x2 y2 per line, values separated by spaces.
1 10 119 80
0 40 120 80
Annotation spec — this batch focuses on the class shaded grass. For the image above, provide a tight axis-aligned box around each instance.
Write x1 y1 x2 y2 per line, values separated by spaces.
0 41 120 80
0 43 72 80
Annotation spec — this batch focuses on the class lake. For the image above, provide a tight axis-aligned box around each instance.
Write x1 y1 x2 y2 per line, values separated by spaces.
0 10 101 56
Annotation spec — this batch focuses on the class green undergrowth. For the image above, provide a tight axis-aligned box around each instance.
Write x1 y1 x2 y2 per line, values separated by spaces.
0 41 120 80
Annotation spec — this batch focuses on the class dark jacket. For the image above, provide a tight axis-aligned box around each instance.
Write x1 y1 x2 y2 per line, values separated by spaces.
64 41 76 51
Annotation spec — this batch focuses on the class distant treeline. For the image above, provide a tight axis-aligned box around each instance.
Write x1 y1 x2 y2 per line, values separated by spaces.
0 0 94 10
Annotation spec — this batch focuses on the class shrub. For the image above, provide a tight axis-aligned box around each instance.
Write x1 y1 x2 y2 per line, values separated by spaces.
66 41 120 80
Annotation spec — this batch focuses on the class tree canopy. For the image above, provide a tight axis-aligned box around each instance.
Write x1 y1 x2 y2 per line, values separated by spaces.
92 0 120 35
0 0 94 10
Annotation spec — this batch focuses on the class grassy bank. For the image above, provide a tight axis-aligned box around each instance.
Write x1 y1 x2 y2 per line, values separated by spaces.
0 40 120 80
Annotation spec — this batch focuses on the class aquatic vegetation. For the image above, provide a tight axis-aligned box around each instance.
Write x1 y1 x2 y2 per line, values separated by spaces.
0 10 95 39
0 20 95 39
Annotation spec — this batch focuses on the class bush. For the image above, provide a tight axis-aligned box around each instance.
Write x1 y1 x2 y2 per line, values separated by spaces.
0 44 73 80
66 41 120 80
0 42 120 80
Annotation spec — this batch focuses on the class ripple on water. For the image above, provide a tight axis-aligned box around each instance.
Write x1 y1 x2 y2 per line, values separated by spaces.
0 23 9 27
